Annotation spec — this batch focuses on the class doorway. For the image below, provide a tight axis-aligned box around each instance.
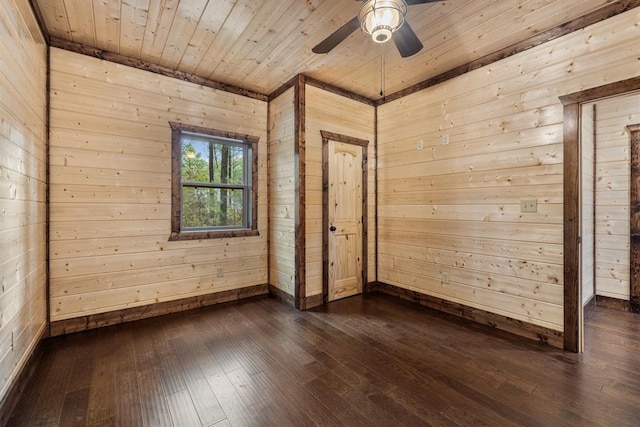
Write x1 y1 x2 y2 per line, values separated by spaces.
562 76 640 352
321 130 368 302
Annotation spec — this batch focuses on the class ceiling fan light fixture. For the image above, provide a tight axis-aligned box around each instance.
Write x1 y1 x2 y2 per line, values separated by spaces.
359 0 407 44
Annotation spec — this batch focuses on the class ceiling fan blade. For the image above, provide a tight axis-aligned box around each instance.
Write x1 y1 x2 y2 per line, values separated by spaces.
393 21 423 58
406 0 441 5
312 16 360 54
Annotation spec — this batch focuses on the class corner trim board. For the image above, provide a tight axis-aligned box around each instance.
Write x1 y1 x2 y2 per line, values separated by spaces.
294 74 307 310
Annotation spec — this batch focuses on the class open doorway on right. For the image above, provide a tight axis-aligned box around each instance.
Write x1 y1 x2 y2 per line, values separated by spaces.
581 91 640 351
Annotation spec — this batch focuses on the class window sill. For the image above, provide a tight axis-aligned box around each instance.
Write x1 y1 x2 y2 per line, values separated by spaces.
169 229 260 241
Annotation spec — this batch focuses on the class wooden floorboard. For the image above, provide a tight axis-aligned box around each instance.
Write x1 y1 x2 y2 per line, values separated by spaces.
7 293 640 426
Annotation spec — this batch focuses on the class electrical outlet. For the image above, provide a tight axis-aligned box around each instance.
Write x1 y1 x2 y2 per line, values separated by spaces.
441 134 450 145
417 139 424 150
217 267 224 277
442 272 449 284
521 199 538 213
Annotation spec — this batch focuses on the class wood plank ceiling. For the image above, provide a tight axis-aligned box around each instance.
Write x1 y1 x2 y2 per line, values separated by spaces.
34 0 616 100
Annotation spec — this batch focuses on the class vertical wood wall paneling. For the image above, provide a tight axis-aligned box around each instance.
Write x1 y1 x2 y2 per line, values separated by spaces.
304 85 376 305
628 123 640 313
268 86 296 303
378 9 640 353
48 48 268 322
294 74 306 309
0 0 48 416
321 131 369 302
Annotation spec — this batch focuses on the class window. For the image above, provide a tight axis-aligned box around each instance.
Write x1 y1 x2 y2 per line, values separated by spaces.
169 122 259 240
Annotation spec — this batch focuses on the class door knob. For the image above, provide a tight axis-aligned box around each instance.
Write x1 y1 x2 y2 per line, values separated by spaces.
329 225 337 231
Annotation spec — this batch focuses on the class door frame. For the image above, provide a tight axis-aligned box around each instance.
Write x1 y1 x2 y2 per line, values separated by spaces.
321 130 369 303
560 76 640 352
629 123 640 313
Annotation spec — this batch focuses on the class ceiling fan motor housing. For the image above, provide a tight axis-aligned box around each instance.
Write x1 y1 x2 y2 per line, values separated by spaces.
359 0 408 44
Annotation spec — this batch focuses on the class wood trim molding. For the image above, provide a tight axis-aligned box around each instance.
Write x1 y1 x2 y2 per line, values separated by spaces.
269 75 376 106
268 285 295 307
321 130 369 304
294 74 307 310
378 0 640 105
49 285 269 336
48 37 269 102
563 102 581 353
374 108 379 284
302 294 324 310
628 123 640 313
0 325 48 426
595 295 631 312
561 77 640 352
168 121 260 241
268 75 297 102
305 76 376 106
370 282 564 348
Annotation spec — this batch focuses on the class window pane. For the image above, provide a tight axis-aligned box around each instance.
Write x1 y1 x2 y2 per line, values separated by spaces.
182 139 245 185
181 140 210 183
182 186 245 228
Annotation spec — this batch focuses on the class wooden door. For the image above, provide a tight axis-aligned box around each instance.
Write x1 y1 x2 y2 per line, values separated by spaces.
324 134 366 302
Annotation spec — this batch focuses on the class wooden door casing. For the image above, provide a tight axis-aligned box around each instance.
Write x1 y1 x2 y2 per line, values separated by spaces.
628 123 640 313
560 76 640 352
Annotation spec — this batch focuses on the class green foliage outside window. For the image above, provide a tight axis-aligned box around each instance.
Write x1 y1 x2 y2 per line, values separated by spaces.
180 135 249 229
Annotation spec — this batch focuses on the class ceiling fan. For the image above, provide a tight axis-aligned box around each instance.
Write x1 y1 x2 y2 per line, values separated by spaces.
312 0 441 58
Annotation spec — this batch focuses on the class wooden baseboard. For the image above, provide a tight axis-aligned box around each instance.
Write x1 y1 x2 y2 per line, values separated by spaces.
268 285 295 306
369 282 564 349
595 295 630 312
50 285 269 336
302 294 324 310
0 326 48 425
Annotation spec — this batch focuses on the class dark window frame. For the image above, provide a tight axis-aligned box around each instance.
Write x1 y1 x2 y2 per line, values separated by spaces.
169 122 259 241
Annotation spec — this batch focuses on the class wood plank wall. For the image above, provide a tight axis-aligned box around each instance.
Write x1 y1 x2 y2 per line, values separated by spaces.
582 105 595 306
377 9 640 332
588 92 640 300
0 0 48 406
268 87 296 297
305 85 376 298
48 48 268 322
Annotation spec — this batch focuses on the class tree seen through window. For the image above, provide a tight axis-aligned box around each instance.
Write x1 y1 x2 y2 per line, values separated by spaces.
180 134 248 229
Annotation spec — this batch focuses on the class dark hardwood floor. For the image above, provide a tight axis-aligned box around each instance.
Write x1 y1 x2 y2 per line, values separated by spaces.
7 292 640 426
